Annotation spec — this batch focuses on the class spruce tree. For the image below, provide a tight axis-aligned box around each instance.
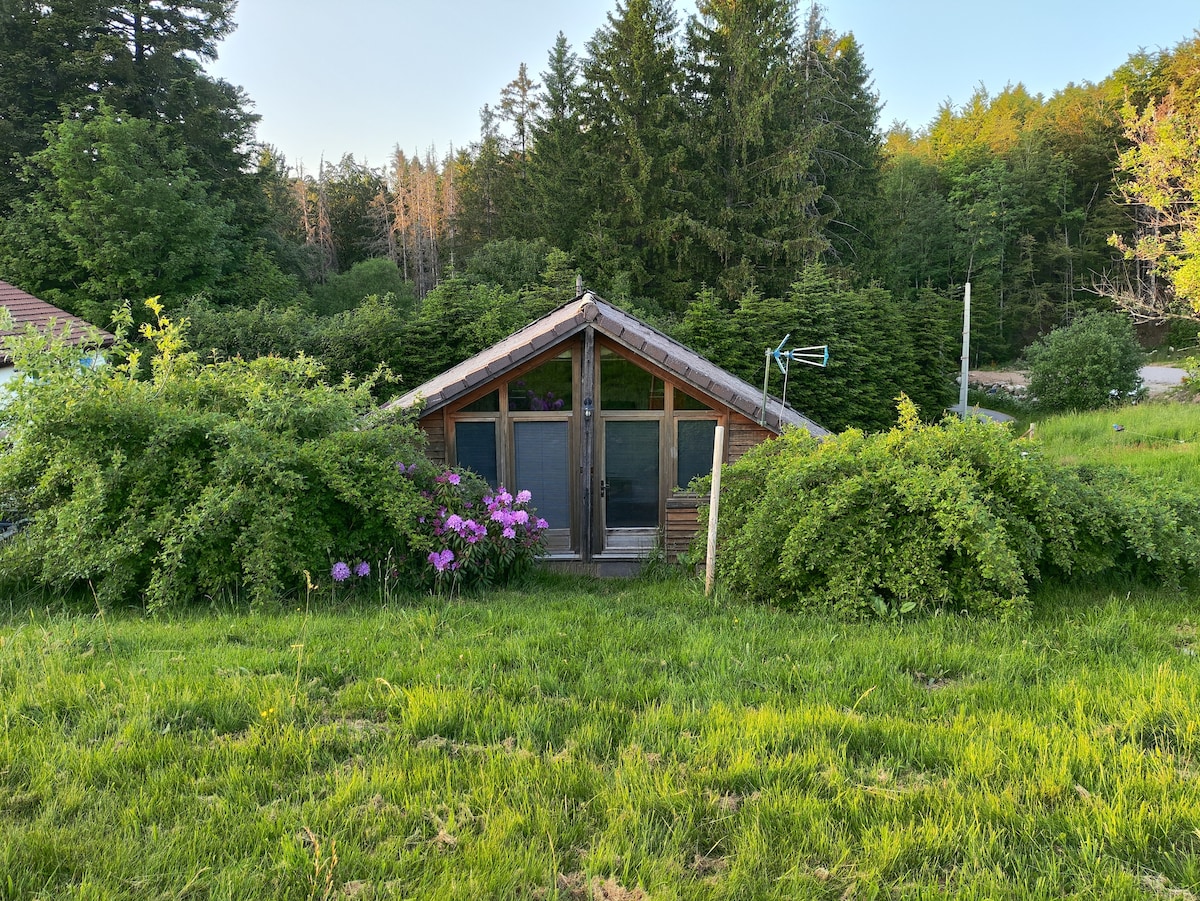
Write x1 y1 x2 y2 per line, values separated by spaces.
576 0 694 311
684 0 825 299
527 33 588 256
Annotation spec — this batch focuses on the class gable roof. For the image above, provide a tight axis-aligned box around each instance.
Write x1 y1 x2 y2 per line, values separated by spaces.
0 280 116 366
389 291 828 437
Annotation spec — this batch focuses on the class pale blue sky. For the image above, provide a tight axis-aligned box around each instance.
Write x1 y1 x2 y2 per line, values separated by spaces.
209 1 1200 173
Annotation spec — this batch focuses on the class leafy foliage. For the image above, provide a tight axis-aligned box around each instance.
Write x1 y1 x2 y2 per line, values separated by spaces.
0 301 431 608
705 398 1200 618
306 257 414 317
0 105 234 323
1024 311 1146 412
1109 89 1200 318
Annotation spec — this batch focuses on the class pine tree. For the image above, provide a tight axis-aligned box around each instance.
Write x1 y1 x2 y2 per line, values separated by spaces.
527 33 588 254
684 0 824 298
811 32 883 267
576 0 694 311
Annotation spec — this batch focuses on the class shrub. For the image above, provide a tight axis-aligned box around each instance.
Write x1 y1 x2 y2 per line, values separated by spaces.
1181 355 1200 397
703 397 1200 619
391 468 547 593
307 258 416 317
0 301 425 608
1024 312 1146 412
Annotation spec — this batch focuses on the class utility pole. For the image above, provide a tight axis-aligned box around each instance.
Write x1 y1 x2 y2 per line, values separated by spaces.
958 282 972 419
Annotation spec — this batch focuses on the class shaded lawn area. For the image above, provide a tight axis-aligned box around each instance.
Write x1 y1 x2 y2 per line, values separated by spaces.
2 576 1199 900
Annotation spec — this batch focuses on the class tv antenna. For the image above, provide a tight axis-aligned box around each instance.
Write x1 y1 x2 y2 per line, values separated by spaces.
759 334 829 426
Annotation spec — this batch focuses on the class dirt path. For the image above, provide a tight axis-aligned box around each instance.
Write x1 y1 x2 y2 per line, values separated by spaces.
969 366 1187 397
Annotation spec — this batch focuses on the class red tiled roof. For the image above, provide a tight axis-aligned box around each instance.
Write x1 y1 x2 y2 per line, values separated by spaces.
0 280 116 365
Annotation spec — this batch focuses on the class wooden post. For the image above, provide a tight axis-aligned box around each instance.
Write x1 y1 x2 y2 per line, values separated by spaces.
704 425 725 597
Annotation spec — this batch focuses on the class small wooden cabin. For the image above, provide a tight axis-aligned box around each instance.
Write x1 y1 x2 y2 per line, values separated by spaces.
389 292 827 573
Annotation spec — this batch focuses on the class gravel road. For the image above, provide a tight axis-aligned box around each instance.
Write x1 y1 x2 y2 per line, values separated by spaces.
969 365 1187 397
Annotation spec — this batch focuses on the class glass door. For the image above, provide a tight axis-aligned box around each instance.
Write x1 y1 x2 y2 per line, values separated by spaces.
600 419 661 553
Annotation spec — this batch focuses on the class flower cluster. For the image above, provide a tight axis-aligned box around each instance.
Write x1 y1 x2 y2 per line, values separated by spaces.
418 469 547 591
428 548 456 572
332 463 546 594
331 560 371 582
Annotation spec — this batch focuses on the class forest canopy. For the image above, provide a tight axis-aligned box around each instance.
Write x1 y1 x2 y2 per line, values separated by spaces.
1 2 1198 429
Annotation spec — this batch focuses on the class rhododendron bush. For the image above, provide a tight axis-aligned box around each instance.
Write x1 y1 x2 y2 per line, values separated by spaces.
364 466 547 592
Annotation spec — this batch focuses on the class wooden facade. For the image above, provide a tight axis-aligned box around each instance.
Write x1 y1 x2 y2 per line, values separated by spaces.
388 293 826 572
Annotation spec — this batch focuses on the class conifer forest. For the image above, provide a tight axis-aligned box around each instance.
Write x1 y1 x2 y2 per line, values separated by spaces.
2 0 1199 431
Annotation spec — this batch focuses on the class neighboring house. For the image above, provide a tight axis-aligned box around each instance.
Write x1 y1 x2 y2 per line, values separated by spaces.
388 291 828 573
0 280 116 386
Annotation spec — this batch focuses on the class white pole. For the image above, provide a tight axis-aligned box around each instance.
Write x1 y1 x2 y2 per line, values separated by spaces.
959 282 971 419
704 425 725 597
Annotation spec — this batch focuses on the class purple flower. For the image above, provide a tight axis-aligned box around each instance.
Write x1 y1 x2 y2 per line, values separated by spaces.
427 548 456 573
354 561 371 578
447 472 461 486
516 490 532 504
395 462 415 475
535 518 549 530
445 513 464 534
512 509 530 526
502 526 517 540
331 562 351 582
497 489 513 506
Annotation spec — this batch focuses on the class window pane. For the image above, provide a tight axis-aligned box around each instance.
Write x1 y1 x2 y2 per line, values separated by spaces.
460 390 499 413
605 420 660 528
674 387 712 411
514 421 570 530
455 421 498 486
600 349 664 410
508 353 572 412
677 419 718 489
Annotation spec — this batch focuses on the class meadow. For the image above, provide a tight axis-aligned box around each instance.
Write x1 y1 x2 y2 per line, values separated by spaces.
3 576 1200 900
2 401 1200 900
1034 401 1200 482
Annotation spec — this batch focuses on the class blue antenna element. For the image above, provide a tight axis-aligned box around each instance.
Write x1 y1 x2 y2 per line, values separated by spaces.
772 334 791 374
759 336 829 425
785 345 830 368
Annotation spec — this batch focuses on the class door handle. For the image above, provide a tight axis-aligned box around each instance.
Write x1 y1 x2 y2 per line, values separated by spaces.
600 479 606 498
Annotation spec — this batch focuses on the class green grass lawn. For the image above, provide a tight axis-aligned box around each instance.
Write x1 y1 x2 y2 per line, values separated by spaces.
1033 402 1200 482
3 577 1199 900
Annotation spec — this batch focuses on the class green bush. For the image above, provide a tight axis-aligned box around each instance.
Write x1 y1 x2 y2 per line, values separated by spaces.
307 258 415 317
704 398 1200 619
0 301 431 608
182 294 413 401
1024 312 1146 412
